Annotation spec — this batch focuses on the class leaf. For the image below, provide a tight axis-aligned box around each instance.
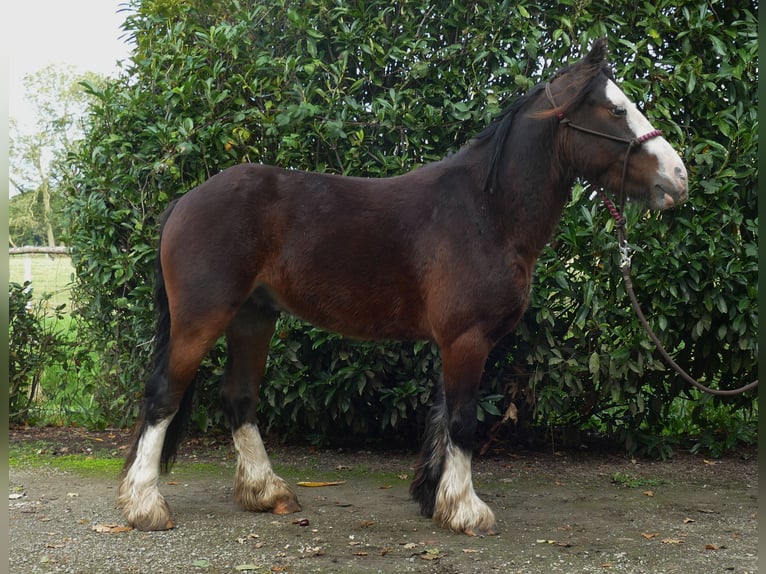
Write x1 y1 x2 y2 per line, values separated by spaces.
588 351 600 376
92 523 133 534
661 538 684 545
297 480 345 487
191 559 210 568
234 565 260 571
418 547 443 560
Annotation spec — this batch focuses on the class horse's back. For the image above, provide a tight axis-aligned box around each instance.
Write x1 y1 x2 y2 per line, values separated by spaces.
159 163 438 340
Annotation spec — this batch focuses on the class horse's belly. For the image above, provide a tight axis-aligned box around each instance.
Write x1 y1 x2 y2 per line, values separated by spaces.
269 282 430 342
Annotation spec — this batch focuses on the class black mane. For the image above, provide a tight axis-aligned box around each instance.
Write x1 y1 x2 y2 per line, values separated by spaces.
475 40 614 193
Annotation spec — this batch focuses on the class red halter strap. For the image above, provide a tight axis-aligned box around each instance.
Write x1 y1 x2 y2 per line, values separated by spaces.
544 82 663 223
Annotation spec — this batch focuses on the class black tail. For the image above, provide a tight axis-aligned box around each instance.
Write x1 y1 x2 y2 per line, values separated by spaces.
125 200 197 474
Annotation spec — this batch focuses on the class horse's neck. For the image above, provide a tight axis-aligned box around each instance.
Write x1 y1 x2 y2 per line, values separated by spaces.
456 138 573 256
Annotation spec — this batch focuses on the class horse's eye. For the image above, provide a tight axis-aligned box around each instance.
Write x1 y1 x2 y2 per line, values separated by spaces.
610 106 627 117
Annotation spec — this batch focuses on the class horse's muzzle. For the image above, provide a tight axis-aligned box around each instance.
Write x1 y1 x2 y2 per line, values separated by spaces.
652 166 688 210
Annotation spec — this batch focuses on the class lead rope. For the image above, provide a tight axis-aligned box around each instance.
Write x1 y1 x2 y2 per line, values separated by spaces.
600 191 758 396
546 82 757 395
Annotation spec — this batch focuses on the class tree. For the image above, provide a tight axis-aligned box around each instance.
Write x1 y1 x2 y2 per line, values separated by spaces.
65 0 757 452
9 64 103 247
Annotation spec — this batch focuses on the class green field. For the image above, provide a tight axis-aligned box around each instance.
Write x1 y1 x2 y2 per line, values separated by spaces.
9 254 75 310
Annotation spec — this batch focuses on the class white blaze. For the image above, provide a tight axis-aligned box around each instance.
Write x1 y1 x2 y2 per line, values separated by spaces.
604 79 687 192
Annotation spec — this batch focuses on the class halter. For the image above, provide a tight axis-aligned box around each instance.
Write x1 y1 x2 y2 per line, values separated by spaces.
544 83 758 396
544 82 663 227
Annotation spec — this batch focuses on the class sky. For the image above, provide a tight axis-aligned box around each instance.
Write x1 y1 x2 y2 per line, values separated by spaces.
8 0 134 128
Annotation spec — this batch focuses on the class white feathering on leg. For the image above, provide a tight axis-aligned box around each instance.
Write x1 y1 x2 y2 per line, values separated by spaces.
233 423 300 513
118 415 175 530
433 439 496 535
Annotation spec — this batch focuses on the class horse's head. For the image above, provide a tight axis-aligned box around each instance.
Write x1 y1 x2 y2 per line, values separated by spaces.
546 37 688 210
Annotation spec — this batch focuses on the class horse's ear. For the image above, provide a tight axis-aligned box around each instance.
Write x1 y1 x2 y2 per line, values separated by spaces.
586 37 608 65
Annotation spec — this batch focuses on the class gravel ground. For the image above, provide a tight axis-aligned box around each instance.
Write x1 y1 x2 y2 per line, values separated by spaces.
8 428 758 573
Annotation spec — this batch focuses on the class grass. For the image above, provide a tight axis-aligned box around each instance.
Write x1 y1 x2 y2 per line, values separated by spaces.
611 472 668 489
9 441 226 478
9 253 75 309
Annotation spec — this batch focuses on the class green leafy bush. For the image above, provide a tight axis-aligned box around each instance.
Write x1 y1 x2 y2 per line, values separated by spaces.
8 282 67 423
65 0 757 453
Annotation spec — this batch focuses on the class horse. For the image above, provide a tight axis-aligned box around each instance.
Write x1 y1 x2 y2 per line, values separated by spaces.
118 37 688 536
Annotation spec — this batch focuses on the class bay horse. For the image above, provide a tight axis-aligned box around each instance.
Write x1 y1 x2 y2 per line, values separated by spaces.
118 38 687 535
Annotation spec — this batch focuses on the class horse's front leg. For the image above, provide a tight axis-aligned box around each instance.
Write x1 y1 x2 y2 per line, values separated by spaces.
223 299 301 516
410 330 496 536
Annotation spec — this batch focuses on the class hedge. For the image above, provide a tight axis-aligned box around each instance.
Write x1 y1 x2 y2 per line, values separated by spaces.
64 0 757 454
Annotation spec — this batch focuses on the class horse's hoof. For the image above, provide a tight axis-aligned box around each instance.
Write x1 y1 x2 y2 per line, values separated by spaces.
272 496 302 515
129 515 175 531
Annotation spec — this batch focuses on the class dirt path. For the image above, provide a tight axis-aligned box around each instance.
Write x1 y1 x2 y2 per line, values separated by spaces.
9 429 757 573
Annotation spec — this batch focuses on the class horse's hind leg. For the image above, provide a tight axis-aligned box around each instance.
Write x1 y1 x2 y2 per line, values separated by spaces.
118 319 225 531
222 289 301 515
411 330 496 536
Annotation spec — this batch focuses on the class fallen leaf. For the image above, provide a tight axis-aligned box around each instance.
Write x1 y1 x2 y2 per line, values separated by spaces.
643 490 654 497
234 565 259 571
335 465 351 471
92 523 133 534
378 485 392 489
683 518 695 524
297 481 345 487
9 493 25 500
191 558 210 567
397 473 409 480
418 548 443 561
661 538 684 545
66 492 79 498
601 563 614 568
641 532 659 539
462 548 480 553
705 544 719 550
502 402 518 423
402 542 418 549
360 520 376 528
353 551 368 556
166 481 181 485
